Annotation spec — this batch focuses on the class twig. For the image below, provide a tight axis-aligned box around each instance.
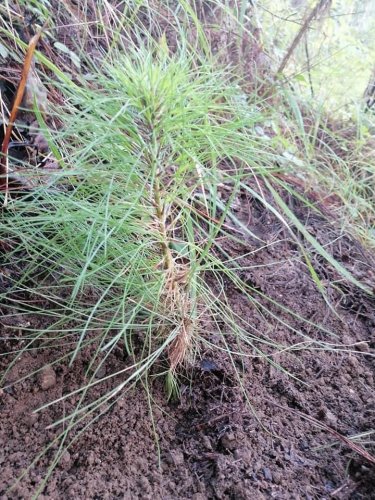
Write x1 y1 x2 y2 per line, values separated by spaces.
304 37 314 97
276 0 331 77
272 402 375 465
0 24 46 206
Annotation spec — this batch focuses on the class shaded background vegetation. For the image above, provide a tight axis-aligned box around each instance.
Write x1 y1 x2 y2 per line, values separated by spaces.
259 0 375 113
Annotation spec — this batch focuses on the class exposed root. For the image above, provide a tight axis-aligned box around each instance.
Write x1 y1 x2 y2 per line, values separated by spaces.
168 313 194 372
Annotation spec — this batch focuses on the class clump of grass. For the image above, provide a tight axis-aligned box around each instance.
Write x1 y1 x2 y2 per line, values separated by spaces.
259 87 375 250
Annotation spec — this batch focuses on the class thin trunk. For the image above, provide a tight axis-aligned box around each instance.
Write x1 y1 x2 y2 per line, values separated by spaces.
276 0 331 76
363 65 375 110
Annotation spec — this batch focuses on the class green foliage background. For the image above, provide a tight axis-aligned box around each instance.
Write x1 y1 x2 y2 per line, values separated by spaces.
258 0 375 114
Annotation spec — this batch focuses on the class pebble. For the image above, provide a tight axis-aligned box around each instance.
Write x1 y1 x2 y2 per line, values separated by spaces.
273 471 282 484
4 386 15 395
166 449 184 466
263 467 273 481
192 494 206 500
347 355 359 368
355 342 370 353
59 451 72 469
325 409 337 427
220 432 238 451
233 447 252 462
86 451 96 465
38 365 57 391
202 435 213 450
25 412 39 427
94 364 107 379
32 132 49 153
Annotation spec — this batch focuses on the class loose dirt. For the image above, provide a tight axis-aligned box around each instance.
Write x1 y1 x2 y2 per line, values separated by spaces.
1 185 374 499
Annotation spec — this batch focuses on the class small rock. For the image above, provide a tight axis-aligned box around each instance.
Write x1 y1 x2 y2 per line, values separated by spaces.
325 409 337 427
94 364 107 379
86 451 96 465
342 334 355 345
38 365 56 391
44 159 59 171
32 132 49 153
233 447 252 462
299 439 309 451
347 355 359 368
324 480 336 492
220 432 238 451
166 449 184 466
59 451 71 469
263 467 273 481
273 471 282 484
200 359 221 373
192 494 206 500
355 342 370 353
202 435 213 450
25 412 39 427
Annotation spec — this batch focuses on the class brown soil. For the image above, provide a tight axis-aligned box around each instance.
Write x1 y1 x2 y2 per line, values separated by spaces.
1 185 374 499
1 3 375 499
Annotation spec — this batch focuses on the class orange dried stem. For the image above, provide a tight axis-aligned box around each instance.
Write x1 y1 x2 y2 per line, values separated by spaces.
0 27 45 194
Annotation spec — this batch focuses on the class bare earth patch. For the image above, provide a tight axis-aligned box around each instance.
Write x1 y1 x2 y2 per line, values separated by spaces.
1 189 374 499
